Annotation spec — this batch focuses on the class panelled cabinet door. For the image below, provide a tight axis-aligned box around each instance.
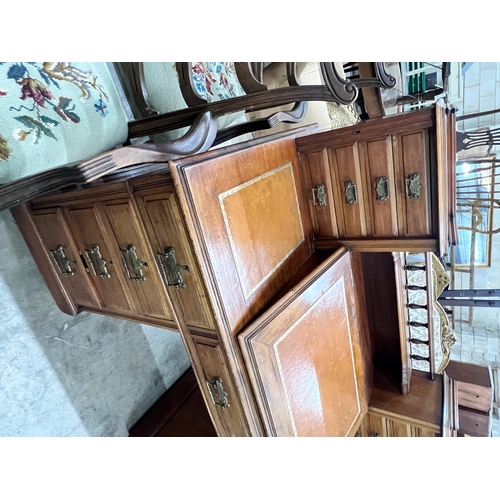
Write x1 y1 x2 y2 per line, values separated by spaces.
239 250 368 437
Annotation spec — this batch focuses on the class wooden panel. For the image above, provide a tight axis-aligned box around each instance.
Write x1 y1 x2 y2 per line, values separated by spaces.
191 336 250 437
299 148 338 238
239 250 368 437
370 370 443 427
31 209 99 309
363 136 398 237
458 407 491 437
394 130 432 236
457 381 492 412
11 204 78 316
328 143 368 238
134 188 215 331
359 412 386 437
66 205 135 315
170 138 313 335
359 253 403 387
386 418 411 437
99 200 175 322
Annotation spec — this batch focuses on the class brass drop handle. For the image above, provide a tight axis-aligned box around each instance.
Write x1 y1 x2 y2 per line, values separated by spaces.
344 181 358 204
312 184 327 206
406 173 422 199
120 244 147 281
49 246 75 276
157 247 189 289
85 245 110 278
375 176 389 201
206 377 230 409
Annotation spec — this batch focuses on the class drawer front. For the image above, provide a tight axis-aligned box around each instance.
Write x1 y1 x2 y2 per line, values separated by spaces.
393 131 432 236
363 136 398 237
328 143 368 238
99 200 175 322
190 335 250 437
457 381 492 412
134 189 215 332
31 209 99 309
66 206 136 315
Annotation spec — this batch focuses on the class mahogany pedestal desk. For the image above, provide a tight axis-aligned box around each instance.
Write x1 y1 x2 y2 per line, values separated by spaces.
11 102 456 437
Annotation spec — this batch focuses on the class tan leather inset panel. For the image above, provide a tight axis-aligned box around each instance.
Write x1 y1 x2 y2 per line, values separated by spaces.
219 163 304 299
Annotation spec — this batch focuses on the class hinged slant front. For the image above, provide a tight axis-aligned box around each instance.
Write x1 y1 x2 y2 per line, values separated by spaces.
238 249 368 437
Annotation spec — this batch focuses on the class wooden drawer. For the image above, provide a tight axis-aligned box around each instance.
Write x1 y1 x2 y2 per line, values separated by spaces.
132 185 215 332
457 380 492 413
65 204 137 315
190 335 251 437
31 208 99 309
393 130 433 237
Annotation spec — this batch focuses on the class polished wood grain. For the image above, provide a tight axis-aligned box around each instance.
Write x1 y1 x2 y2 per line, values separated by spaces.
239 249 368 437
30 208 100 309
10 204 78 316
99 199 175 322
191 335 252 437
358 370 443 437
170 137 313 336
358 252 404 391
363 136 398 237
394 130 432 236
298 148 339 238
66 205 136 315
131 184 215 331
328 143 368 237
313 237 439 253
296 103 455 256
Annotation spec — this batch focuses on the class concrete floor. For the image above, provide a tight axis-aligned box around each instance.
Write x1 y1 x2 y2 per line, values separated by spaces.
0 209 190 437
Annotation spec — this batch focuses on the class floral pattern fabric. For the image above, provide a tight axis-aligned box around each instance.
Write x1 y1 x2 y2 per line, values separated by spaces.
0 62 129 184
191 62 246 102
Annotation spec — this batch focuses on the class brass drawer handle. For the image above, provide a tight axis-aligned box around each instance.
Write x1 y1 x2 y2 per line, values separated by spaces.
49 246 74 276
312 184 327 206
85 245 110 279
344 181 358 204
157 247 189 289
120 244 147 281
406 173 422 199
375 176 389 201
206 377 230 409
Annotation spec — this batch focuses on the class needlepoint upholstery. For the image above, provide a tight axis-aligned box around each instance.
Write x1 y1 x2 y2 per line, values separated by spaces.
0 62 130 184
142 62 248 142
